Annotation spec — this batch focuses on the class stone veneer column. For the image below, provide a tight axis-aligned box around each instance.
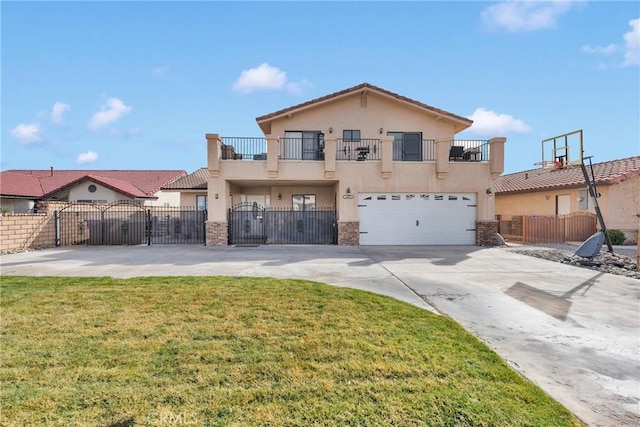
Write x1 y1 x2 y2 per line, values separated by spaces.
206 221 228 246
475 220 498 246
338 222 359 246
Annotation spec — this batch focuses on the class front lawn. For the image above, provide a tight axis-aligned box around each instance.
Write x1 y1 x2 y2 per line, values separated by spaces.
0 276 581 426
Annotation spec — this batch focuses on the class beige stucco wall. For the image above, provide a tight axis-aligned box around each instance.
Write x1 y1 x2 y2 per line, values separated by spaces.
178 191 208 207
266 92 458 141
496 176 639 241
145 190 181 207
68 182 130 203
208 157 495 222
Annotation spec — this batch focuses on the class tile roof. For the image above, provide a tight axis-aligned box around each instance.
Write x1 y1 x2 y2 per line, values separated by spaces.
1 169 186 199
255 82 473 131
162 168 208 190
495 156 640 194
0 171 44 198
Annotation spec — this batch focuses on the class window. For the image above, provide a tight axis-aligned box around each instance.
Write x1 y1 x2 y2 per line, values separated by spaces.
292 194 316 211
343 130 361 142
196 195 207 211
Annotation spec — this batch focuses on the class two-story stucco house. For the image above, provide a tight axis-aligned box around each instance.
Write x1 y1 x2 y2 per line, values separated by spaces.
205 83 506 246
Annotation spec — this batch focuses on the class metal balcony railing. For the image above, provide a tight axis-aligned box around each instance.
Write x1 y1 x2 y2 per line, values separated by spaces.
422 139 436 161
278 137 325 160
336 138 381 161
449 140 489 162
221 137 268 160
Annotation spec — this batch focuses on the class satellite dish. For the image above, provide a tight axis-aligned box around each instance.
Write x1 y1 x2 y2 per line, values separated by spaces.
574 231 605 259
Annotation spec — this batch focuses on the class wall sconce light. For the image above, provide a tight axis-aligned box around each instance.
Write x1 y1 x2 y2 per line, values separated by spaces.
546 195 551 200
215 193 219 199
278 193 282 200
379 127 383 134
329 127 333 134
485 188 493 195
346 187 351 194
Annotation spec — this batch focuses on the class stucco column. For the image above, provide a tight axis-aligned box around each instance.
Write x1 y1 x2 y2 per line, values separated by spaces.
435 138 450 179
324 137 336 179
489 137 506 178
380 136 393 179
207 134 221 178
266 135 279 178
337 182 359 245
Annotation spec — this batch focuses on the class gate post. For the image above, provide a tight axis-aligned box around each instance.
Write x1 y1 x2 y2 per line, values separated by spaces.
147 210 152 246
55 210 61 246
203 210 208 246
101 209 106 245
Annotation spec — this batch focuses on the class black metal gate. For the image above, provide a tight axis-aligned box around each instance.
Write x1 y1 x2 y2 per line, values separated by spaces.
56 202 206 246
228 203 337 245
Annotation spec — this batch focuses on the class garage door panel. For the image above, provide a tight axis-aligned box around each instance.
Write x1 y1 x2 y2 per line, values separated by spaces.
358 193 476 245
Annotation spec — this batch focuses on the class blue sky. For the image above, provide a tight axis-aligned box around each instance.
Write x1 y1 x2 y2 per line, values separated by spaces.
2 1 638 174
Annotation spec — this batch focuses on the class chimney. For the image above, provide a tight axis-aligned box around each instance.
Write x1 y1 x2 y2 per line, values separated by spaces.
50 167 54 177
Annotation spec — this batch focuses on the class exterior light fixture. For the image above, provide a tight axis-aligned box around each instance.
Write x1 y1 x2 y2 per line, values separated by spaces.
278 193 282 200
379 128 383 134
329 127 333 134
486 188 493 195
346 187 351 194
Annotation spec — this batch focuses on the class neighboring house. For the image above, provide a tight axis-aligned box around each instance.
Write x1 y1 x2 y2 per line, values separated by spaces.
205 82 506 246
495 156 640 243
161 168 209 210
0 169 186 212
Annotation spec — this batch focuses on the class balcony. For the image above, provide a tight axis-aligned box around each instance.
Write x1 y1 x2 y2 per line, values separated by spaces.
448 140 489 162
336 138 381 161
217 136 491 163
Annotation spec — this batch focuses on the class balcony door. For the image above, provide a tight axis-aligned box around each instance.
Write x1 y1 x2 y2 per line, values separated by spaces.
388 132 422 161
284 131 324 160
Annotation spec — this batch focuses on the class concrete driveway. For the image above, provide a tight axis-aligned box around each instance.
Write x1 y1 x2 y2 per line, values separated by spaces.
2 244 639 426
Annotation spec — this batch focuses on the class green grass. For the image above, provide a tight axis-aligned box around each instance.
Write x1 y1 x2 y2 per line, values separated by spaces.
1 276 581 426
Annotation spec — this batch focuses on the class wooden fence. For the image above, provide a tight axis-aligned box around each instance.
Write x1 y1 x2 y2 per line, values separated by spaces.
497 212 597 244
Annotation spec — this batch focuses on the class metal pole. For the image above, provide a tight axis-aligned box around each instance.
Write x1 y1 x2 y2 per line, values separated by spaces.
54 210 60 246
147 210 152 246
581 158 614 253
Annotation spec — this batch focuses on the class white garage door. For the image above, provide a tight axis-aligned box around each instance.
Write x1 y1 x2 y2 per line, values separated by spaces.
358 193 476 245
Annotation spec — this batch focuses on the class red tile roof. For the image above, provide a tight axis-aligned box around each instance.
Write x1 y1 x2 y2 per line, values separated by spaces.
1 170 186 199
255 82 473 132
495 156 640 194
0 171 44 198
162 168 208 190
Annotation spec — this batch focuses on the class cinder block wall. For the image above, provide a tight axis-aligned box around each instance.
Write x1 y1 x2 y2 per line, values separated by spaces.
0 202 69 254
0 213 55 254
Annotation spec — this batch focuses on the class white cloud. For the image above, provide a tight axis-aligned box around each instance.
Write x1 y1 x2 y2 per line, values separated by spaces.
51 102 70 124
232 63 288 93
11 123 42 144
467 108 532 136
126 127 143 137
88 97 132 130
76 151 98 165
581 44 618 56
622 18 639 67
482 1 581 32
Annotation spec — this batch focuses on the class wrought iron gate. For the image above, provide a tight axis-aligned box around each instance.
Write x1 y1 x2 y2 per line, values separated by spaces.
56 202 206 246
228 203 337 245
